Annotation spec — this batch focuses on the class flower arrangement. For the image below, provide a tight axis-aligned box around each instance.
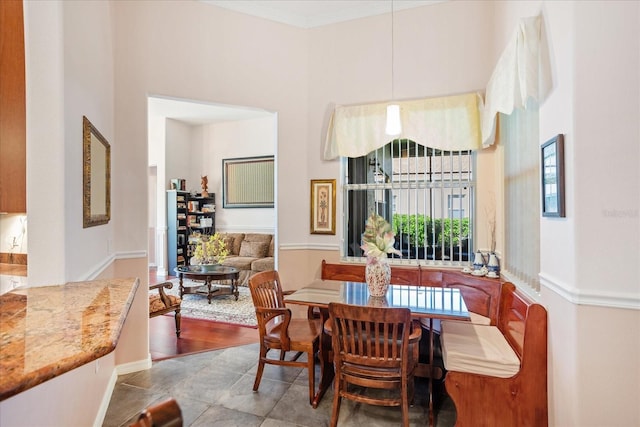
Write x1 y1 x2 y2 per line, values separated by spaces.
191 232 229 265
360 214 402 261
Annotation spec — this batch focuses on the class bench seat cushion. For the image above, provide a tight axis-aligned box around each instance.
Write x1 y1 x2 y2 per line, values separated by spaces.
420 311 491 332
441 321 520 378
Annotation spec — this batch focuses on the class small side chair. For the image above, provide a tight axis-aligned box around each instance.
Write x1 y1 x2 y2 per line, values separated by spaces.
248 270 323 405
149 282 182 337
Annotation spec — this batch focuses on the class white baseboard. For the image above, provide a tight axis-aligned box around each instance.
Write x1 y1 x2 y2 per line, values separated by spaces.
93 370 118 427
117 355 153 375
92 356 151 427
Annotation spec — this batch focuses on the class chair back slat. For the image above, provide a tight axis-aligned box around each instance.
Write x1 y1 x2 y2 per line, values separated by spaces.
329 303 411 368
249 270 285 310
249 271 289 339
328 302 420 427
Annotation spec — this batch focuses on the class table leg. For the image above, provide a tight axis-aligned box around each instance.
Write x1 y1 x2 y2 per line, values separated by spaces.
178 275 184 299
312 308 334 409
428 318 435 427
233 277 239 301
206 279 213 304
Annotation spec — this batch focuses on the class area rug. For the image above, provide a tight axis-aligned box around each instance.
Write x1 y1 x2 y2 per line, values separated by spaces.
159 279 257 327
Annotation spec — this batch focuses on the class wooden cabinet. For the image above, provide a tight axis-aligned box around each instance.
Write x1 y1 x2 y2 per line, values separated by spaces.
0 0 26 213
167 191 216 272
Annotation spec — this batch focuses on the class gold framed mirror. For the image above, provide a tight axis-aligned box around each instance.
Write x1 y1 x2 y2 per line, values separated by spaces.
83 116 111 228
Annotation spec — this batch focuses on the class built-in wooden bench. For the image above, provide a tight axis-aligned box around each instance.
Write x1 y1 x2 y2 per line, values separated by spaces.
441 282 548 427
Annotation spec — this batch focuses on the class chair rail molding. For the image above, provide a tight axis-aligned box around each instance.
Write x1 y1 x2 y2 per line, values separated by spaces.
540 272 640 310
280 243 340 251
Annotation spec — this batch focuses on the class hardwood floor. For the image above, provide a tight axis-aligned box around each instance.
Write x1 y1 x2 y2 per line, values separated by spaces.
149 269 258 361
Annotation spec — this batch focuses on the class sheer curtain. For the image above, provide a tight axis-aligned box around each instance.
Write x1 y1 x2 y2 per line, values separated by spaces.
500 101 541 292
481 14 552 147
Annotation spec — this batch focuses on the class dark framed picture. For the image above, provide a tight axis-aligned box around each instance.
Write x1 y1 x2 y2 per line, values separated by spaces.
541 134 565 217
310 179 336 235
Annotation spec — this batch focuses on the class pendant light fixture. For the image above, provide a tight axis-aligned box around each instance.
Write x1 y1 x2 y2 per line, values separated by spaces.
385 0 402 136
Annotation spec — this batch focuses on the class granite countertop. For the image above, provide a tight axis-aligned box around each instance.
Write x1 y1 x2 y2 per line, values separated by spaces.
0 278 139 401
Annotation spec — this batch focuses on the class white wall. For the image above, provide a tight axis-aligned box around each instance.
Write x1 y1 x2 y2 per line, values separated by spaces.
111 0 307 254
148 114 167 273
166 119 195 192
24 0 66 285
62 0 115 282
200 116 276 232
492 2 640 426
0 353 116 427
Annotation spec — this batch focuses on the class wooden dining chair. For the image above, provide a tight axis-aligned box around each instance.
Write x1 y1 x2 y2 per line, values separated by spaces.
129 397 183 427
248 270 323 405
327 302 422 427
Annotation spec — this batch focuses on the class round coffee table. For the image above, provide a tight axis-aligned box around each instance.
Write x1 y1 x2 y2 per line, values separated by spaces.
174 265 240 303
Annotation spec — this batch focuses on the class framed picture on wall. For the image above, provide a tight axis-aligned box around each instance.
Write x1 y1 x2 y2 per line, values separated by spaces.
222 156 274 208
541 134 565 217
310 179 336 235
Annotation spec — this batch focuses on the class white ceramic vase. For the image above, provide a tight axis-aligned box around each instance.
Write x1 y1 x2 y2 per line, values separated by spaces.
473 251 485 270
487 253 500 273
365 257 391 297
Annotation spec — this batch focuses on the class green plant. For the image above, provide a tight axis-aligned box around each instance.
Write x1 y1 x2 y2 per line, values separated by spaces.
393 214 469 247
191 233 229 265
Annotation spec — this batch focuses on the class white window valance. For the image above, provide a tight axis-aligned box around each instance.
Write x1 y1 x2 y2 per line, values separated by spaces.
481 14 552 147
323 92 483 160
323 14 551 159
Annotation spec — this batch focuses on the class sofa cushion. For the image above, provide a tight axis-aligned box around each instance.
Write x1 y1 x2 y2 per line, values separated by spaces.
267 238 275 257
251 257 274 272
239 241 269 258
220 233 244 255
244 233 272 244
222 256 256 271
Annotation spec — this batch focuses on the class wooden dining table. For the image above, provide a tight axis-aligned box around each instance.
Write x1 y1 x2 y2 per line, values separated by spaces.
284 279 470 424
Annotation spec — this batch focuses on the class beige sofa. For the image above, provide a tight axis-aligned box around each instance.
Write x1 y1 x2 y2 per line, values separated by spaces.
218 233 274 286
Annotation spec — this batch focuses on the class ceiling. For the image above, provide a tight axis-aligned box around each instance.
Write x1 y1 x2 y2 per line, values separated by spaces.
203 0 445 29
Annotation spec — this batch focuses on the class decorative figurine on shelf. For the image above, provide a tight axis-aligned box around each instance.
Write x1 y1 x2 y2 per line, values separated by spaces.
201 175 209 197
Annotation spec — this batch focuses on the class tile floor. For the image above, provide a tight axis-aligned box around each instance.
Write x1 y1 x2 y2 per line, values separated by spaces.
103 343 457 427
